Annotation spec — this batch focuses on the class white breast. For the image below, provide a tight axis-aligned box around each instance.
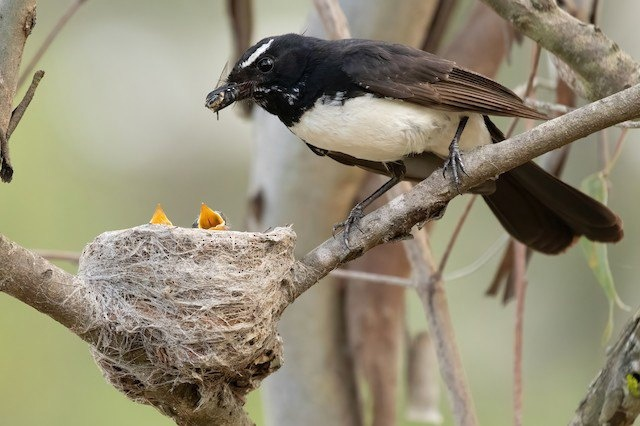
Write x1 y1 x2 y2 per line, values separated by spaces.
289 94 491 162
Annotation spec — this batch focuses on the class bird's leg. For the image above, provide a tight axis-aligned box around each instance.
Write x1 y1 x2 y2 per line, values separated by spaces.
443 116 469 193
334 162 406 247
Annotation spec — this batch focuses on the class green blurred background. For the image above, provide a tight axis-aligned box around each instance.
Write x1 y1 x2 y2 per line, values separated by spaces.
1 1 640 425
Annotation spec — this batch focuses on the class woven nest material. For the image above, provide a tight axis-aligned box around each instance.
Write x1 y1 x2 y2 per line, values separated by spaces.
78 224 296 409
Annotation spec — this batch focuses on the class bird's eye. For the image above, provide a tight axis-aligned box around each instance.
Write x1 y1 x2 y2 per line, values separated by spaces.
257 57 274 72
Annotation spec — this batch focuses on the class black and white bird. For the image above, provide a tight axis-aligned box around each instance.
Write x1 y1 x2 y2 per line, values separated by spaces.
205 33 623 253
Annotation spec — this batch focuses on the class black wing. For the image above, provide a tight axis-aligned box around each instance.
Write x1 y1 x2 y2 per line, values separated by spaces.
339 39 545 120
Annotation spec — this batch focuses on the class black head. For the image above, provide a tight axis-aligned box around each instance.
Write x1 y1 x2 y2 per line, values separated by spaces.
205 34 319 116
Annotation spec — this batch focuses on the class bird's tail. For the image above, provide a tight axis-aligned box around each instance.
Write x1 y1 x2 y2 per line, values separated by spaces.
481 117 623 254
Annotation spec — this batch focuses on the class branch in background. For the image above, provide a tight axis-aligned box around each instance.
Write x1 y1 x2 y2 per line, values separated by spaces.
1 70 45 182
512 241 528 426
8 70 44 138
227 0 253 61
17 0 88 88
570 310 640 426
421 0 458 54
401 207 479 426
345 241 408 426
441 1 519 75
481 0 640 99
36 249 81 264
227 0 253 117
312 0 351 39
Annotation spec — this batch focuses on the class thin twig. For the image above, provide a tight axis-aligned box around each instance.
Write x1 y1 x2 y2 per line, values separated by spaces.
1 70 45 183
603 128 629 177
506 44 541 138
512 77 557 97
437 195 477 273
328 268 413 288
18 0 88 88
513 241 528 426
8 70 44 138
597 130 610 172
403 227 479 426
312 0 352 39
35 249 81 264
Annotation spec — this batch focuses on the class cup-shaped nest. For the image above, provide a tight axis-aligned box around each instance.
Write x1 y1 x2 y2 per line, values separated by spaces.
78 225 296 409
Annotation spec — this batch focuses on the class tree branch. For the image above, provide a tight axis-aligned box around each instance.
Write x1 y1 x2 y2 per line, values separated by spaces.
17 0 87 88
0 234 100 339
481 0 640 99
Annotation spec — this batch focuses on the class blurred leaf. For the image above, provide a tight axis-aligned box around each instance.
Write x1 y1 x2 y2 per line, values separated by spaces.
580 172 629 342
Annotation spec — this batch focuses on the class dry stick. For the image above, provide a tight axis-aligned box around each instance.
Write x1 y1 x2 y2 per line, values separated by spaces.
437 195 477 274
505 44 541 138
527 99 640 128
513 241 527 426
312 0 352 39
8 70 44 137
403 223 479 426
602 128 629 178
393 180 479 425
329 268 413 288
1 70 45 182
36 249 81 264
17 0 88 88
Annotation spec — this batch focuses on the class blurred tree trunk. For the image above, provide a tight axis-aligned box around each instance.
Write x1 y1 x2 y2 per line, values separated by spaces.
248 1 439 425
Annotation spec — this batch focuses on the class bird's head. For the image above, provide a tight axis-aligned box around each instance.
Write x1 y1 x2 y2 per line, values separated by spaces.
205 34 315 114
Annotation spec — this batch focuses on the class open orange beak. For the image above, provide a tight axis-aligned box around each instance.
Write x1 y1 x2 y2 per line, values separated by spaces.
149 203 173 226
197 203 228 230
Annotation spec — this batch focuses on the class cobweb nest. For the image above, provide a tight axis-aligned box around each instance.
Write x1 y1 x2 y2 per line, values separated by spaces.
77 224 296 414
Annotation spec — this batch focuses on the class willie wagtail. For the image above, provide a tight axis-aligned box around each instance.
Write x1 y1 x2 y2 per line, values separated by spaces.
205 33 623 253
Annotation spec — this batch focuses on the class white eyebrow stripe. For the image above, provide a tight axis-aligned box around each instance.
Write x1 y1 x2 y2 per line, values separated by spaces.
240 38 274 69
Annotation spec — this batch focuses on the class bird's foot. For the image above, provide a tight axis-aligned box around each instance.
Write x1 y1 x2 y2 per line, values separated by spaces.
333 204 365 248
442 141 468 194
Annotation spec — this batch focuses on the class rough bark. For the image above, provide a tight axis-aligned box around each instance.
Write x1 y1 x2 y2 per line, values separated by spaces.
0 234 99 338
481 0 640 99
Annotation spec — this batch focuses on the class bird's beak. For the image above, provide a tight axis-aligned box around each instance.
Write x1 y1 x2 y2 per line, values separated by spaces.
205 82 252 113
195 203 228 231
